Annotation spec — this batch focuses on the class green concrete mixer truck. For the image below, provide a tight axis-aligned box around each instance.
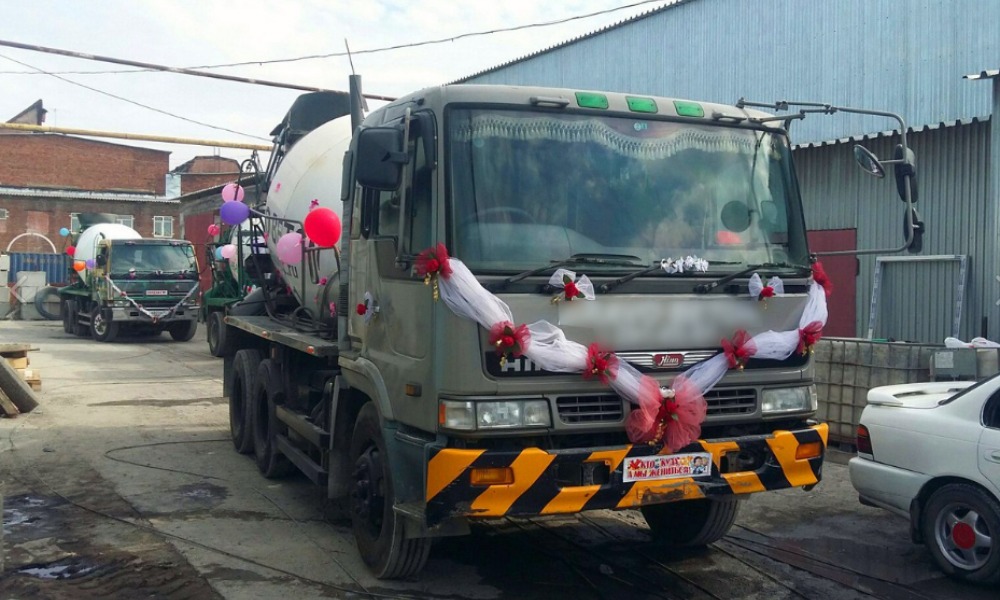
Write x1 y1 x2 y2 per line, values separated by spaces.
58 213 201 342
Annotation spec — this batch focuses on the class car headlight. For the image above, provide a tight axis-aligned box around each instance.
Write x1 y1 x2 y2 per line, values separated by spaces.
439 399 551 431
761 386 817 415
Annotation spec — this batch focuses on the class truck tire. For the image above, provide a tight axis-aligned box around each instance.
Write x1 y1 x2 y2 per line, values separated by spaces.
230 349 261 454
921 483 1000 584
68 300 88 337
168 320 198 342
349 402 432 579
61 299 73 333
251 359 294 478
641 497 740 547
207 311 230 357
90 307 120 343
34 286 61 320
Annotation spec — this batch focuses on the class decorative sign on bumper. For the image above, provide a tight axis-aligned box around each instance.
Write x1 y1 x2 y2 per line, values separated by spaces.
623 452 712 482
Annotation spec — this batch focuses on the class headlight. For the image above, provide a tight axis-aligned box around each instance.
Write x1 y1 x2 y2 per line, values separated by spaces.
761 386 817 415
439 399 551 431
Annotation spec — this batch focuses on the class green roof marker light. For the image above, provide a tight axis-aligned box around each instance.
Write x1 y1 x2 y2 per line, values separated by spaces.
626 97 658 113
673 101 705 118
575 92 609 109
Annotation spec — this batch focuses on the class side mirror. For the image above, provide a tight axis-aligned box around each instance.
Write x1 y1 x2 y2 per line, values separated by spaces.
853 145 885 178
903 206 924 253
355 127 406 191
893 144 918 204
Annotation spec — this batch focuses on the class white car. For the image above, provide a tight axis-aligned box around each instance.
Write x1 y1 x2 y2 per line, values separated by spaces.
849 379 1000 584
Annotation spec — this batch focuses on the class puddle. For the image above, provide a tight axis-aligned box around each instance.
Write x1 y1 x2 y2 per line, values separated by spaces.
17 557 97 580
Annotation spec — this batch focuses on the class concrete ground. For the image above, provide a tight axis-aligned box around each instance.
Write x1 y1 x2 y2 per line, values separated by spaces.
0 319 996 599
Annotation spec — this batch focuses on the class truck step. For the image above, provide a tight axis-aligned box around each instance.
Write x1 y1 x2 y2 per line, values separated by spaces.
275 434 327 486
275 405 329 448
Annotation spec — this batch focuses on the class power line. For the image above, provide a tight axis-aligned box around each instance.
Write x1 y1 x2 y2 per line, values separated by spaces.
0 51 271 141
0 0 670 75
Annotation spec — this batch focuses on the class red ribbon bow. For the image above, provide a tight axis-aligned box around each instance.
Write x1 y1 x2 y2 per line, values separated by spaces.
583 343 619 384
798 321 823 355
759 286 775 300
721 329 755 370
488 321 530 366
415 243 453 279
811 261 833 297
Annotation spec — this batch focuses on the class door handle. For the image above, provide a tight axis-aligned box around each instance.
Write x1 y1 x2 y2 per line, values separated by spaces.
989 451 1000 463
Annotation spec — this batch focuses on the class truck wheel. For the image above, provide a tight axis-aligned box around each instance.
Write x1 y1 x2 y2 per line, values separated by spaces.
34 286 61 320
61 299 73 333
90 308 120 343
922 483 1000 584
252 359 294 478
168 320 198 342
349 402 431 579
207 312 229 357
70 301 88 337
642 497 740 547
230 349 261 454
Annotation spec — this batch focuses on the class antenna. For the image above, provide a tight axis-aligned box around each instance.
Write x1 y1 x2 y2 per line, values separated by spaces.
344 39 356 75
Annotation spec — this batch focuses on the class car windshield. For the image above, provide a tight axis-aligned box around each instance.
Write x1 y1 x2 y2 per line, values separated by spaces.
447 108 808 273
111 242 197 274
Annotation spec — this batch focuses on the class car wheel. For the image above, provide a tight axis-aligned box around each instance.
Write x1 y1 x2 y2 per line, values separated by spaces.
90 307 120 343
61 299 73 333
251 359 294 478
642 497 740 547
229 349 261 454
922 483 1000 584
350 402 432 579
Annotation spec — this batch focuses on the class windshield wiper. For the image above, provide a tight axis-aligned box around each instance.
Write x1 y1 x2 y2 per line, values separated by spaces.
600 260 743 293
693 262 812 294
490 253 644 292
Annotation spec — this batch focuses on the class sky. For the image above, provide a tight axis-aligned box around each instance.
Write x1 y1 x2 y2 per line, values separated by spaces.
0 0 673 177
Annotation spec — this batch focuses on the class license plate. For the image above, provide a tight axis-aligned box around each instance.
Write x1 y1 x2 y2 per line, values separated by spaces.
623 452 712 482
147 290 168 296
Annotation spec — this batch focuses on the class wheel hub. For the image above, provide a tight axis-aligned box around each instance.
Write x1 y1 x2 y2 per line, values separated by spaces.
351 447 385 534
936 503 993 571
953 522 976 550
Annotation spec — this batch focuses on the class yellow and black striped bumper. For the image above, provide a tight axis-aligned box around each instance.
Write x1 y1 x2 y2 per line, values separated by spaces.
425 423 827 525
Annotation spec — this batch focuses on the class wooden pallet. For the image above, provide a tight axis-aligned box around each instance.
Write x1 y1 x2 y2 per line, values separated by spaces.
1 343 41 394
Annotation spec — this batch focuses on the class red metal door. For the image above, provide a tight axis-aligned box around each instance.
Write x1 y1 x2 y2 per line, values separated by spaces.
184 212 216 292
807 229 857 337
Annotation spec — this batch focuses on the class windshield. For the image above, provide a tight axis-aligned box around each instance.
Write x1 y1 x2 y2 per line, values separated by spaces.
448 109 808 272
110 242 197 275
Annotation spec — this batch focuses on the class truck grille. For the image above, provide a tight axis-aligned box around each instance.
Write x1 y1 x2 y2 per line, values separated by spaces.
705 388 757 416
556 395 624 424
556 388 757 425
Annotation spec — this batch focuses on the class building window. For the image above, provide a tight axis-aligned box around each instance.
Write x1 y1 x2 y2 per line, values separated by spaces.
0 208 8 220
70 213 80 232
153 216 174 238
115 215 134 228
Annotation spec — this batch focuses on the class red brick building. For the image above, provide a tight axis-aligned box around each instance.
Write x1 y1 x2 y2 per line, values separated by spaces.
170 156 242 196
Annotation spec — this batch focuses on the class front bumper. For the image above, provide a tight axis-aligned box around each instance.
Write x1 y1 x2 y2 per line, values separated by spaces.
426 423 827 526
111 305 197 323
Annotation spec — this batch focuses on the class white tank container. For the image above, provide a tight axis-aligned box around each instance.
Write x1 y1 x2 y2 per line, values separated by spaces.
263 115 353 318
75 224 141 283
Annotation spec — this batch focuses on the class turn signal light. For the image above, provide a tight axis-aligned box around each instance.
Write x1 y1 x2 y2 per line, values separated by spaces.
856 425 873 455
795 441 823 460
470 467 514 486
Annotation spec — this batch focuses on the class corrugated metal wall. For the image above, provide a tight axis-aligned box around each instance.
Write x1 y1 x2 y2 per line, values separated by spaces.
6 252 72 285
462 0 997 145
793 120 994 342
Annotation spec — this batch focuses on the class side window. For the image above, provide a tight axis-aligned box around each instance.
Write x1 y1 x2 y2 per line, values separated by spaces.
985 391 1000 429
361 120 433 253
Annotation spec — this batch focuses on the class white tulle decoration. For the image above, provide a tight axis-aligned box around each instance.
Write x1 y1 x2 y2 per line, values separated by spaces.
799 282 828 328
749 273 784 299
548 269 596 301
661 256 709 274
523 321 589 372
438 259 512 328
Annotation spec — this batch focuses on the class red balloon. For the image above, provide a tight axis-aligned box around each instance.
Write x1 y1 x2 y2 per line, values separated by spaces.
66 245 76 257
303 207 342 248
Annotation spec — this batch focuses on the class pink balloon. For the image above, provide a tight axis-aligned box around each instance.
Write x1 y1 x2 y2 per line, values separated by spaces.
275 232 303 265
220 244 237 260
221 183 245 202
303 207 342 248
207 223 221 236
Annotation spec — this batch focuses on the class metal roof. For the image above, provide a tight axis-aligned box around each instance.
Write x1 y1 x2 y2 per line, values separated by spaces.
459 0 1000 144
0 186 177 204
